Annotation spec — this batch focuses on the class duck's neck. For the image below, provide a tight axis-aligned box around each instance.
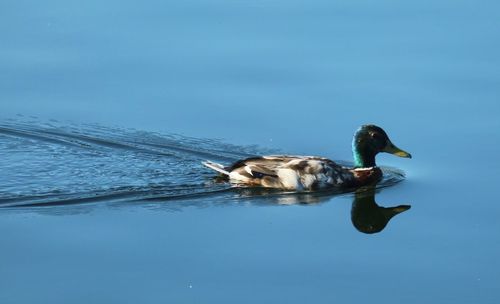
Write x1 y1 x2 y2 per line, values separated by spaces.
352 142 377 168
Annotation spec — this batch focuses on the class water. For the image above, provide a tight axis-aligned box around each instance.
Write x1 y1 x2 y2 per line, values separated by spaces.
1 0 500 303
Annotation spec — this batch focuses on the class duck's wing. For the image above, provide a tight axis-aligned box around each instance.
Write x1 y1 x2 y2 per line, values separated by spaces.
227 155 347 189
228 156 293 178
223 156 285 188
230 155 343 174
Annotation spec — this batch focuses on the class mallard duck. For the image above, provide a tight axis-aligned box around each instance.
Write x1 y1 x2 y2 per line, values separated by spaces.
203 125 411 191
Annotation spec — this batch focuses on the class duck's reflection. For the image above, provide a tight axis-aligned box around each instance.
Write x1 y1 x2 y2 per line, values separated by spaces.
235 185 411 234
350 186 410 234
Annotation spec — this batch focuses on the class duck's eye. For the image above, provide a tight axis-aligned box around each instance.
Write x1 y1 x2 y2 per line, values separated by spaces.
370 132 383 140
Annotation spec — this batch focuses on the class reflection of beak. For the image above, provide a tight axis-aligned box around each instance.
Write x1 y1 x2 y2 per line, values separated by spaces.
388 205 411 216
383 142 412 158
382 205 411 220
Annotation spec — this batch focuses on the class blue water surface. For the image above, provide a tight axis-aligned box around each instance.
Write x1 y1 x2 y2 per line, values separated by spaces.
1 0 500 303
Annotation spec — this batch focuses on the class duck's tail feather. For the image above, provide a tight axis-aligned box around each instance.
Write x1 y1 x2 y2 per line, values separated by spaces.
202 161 230 176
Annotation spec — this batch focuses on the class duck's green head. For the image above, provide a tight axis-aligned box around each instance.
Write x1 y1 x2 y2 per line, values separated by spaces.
352 125 411 168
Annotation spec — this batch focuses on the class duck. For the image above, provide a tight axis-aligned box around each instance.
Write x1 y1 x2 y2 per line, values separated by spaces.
202 125 411 191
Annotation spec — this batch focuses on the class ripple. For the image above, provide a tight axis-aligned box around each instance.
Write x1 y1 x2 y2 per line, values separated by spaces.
0 119 405 209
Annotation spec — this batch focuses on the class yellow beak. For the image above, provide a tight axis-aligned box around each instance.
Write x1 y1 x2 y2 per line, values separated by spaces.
383 142 412 158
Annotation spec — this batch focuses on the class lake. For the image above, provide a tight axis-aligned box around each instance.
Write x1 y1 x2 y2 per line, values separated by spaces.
1 0 499 303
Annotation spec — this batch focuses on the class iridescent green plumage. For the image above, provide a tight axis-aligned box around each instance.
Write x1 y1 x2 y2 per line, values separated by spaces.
352 125 411 168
